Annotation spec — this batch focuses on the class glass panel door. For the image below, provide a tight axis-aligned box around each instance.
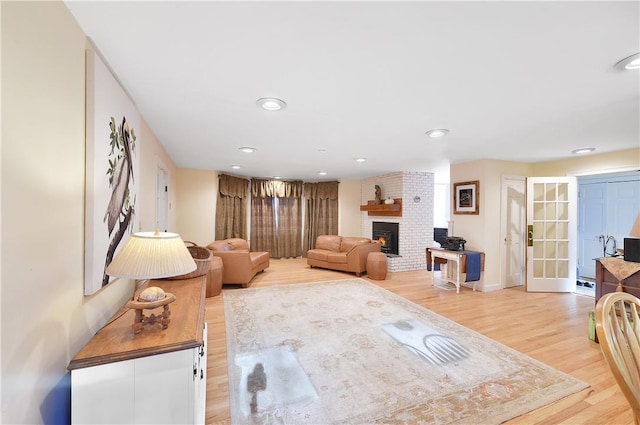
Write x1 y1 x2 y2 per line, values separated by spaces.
527 177 577 292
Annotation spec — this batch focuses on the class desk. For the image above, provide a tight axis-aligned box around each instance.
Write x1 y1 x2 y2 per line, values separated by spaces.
427 248 485 293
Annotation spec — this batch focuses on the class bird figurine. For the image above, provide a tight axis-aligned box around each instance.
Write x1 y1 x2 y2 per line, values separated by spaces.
375 185 382 204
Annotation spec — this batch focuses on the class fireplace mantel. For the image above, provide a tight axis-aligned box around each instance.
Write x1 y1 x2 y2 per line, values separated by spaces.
360 199 402 217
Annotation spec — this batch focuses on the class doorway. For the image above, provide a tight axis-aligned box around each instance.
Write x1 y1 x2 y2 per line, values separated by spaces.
501 176 526 288
577 171 640 280
156 163 169 232
501 170 638 292
526 177 578 292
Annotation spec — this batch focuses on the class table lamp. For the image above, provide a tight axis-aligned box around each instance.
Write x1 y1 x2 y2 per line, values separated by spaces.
106 230 197 333
630 213 640 238
624 213 640 263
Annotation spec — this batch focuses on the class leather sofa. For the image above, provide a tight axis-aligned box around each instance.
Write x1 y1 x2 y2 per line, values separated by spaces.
206 238 269 288
307 235 381 276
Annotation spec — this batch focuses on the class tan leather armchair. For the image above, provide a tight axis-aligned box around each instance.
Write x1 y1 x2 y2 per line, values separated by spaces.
206 238 269 288
307 235 381 276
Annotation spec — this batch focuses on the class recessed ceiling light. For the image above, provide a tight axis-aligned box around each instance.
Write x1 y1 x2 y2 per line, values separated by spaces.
426 129 449 138
355 158 367 163
231 165 241 169
318 171 327 176
614 53 640 70
256 97 287 111
239 147 256 153
571 147 595 155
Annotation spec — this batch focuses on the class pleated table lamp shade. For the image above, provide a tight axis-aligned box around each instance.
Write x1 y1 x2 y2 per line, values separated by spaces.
106 231 196 279
631 213 640 238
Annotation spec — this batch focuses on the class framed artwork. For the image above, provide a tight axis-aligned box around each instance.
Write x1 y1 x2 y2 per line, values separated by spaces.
84 49 140 295
453 180 479 215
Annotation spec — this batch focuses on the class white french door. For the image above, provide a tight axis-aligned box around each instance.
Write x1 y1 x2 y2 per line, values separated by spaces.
526 177 577 292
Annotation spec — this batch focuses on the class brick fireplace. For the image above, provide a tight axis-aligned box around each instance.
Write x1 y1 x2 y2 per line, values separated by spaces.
361 172 434 272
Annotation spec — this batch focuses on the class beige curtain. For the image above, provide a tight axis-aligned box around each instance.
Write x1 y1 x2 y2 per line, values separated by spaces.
215 174 249 240
303 181 339 254
276 181 302 258
250 179 276 253
250 179 302 257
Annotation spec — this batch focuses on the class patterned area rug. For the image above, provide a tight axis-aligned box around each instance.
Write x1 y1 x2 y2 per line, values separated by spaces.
224 279 588 424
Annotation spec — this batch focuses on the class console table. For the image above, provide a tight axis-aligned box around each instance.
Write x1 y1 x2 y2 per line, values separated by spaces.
593 258 640 343
427 248 485 293
68 276 207 424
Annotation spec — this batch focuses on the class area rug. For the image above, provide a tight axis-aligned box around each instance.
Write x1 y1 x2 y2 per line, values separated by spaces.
224 279 588 424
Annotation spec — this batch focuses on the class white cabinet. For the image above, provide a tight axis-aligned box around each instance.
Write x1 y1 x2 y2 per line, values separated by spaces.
69 277 207 424
71 324 207 424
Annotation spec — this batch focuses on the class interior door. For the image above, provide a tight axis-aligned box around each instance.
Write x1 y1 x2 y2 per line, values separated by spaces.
501 176 526 288
156 165 169 232
526 177 577 292
607 179 640 252
578 182 607 279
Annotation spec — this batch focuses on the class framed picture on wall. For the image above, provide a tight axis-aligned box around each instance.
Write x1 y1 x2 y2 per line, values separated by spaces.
84 49 140 295
453 180 479 214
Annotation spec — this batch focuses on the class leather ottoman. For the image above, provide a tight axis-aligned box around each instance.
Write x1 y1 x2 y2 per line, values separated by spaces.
206 256 224 297
367 252 388 280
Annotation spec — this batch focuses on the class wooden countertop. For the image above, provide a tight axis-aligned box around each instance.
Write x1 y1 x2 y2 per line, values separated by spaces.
68 276 206 370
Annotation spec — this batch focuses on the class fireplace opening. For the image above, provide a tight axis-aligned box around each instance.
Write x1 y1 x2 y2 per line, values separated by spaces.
372 222 399 256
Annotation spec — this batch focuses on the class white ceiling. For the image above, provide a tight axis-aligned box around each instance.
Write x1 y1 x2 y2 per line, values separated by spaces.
65 1 639 181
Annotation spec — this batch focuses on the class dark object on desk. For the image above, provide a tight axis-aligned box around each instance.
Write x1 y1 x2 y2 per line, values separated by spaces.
430 228 449 270
434 227 448 246
624 238 640 263
441 237 466 251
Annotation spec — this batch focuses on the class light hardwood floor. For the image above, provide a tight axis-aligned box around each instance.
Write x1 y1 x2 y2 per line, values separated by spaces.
205 258 632 424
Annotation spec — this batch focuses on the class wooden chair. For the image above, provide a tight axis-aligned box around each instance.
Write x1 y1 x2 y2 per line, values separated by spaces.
596 292 640 425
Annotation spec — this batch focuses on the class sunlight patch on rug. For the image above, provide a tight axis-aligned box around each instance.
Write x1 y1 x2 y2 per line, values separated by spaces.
224 278 588 424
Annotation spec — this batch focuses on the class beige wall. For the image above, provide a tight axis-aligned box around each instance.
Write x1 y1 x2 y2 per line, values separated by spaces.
532 148 639 177
338 179 362 236
1 2 177 423
175 168 219 246
450 159 533 290
138 118 181 232
174 174 363 245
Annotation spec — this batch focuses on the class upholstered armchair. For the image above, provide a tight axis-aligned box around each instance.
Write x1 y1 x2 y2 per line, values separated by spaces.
206 238 269 288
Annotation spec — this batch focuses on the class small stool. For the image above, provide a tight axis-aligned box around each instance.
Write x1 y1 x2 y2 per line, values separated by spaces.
367 252 388 280
206 256 224 297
